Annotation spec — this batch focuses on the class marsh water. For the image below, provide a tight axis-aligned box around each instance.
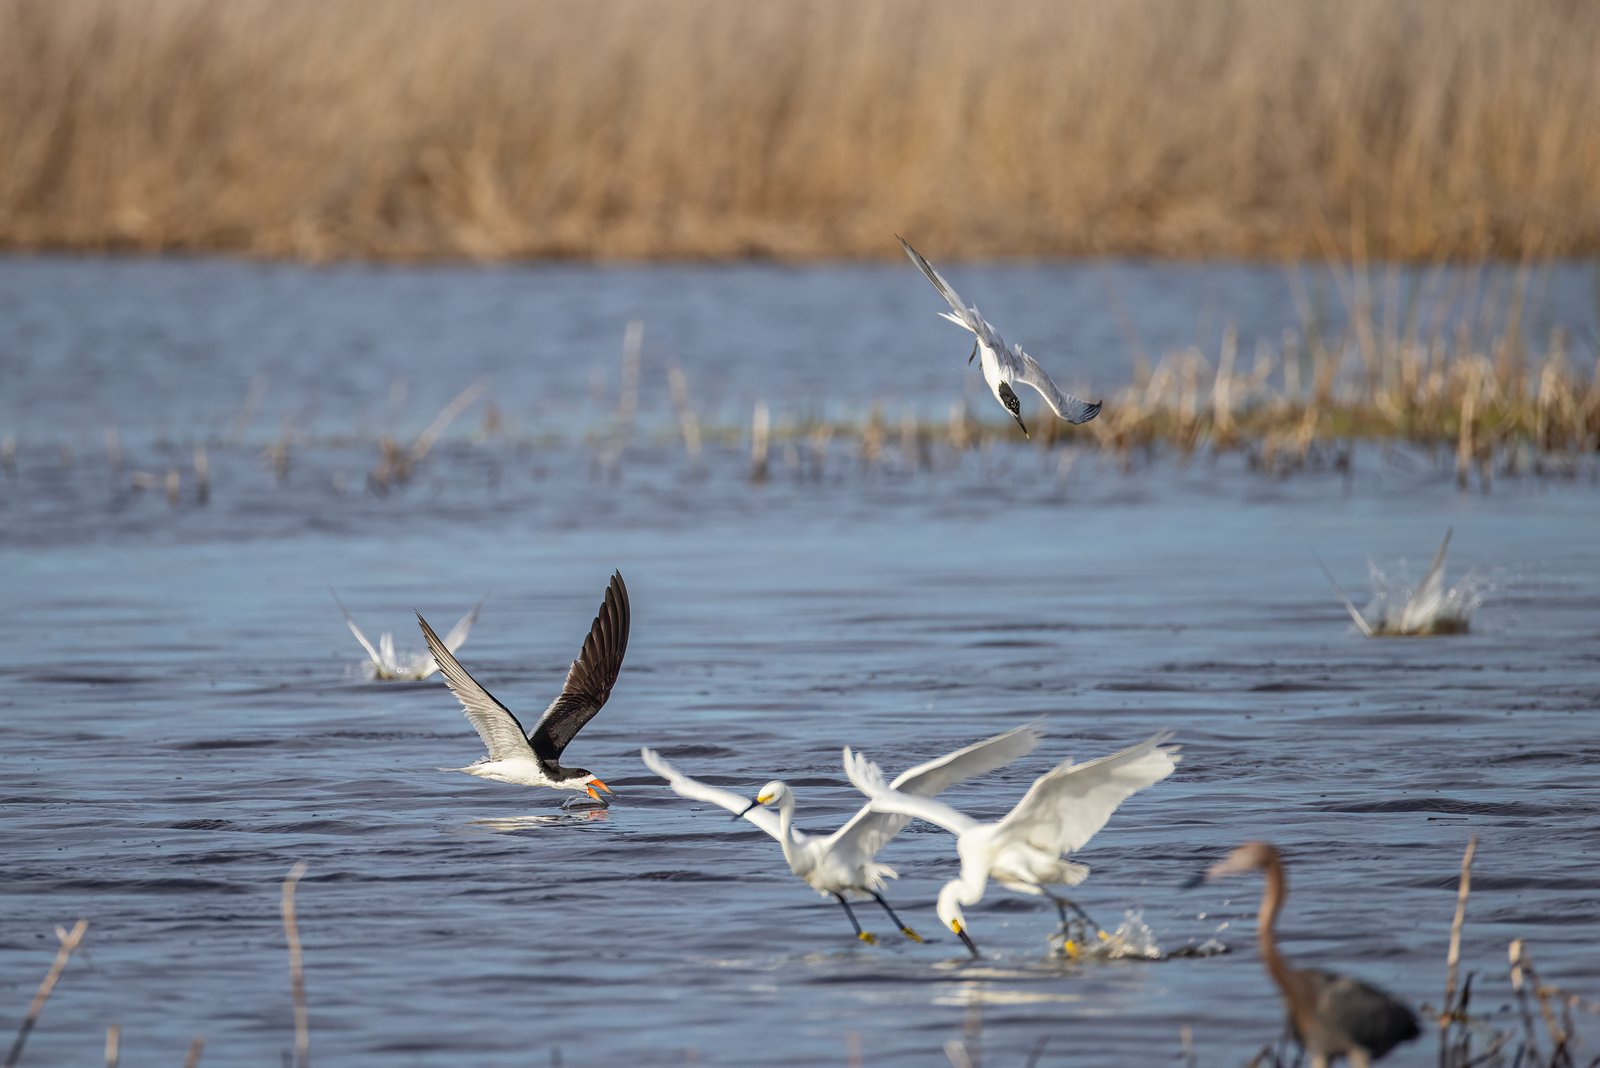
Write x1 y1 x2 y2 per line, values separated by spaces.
2 256 1598 1066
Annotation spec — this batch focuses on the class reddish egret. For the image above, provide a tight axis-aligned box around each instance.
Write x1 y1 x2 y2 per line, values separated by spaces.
1195 842 1421 1067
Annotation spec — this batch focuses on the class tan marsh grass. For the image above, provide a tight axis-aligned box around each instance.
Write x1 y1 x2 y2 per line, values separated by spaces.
1 0 1598 260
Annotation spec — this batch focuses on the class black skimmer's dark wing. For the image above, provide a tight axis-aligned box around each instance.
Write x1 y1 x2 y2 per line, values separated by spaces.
530 571 630 762
418 612 534 761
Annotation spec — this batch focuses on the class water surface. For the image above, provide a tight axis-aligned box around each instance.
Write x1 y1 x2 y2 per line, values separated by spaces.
2 257 1597 1066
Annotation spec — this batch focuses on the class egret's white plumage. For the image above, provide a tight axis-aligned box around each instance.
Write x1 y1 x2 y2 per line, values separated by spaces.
334 591 482 680
845 732 1180 956
420 571 629 804
898 236 1101 437
641 724 1041 943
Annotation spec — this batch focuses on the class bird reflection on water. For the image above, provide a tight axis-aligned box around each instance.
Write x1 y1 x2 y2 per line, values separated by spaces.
463 808 611 834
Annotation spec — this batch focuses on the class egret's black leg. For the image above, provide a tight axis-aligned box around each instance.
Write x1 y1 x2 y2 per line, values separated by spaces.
869 891 923 943
834 893 876 944
1044 892 1106 959
1044 891 1102 934
968 339 979 365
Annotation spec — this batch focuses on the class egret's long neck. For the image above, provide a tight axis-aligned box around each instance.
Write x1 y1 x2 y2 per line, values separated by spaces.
955 846 990 905
774 794 802 872
1257 854 1298 1008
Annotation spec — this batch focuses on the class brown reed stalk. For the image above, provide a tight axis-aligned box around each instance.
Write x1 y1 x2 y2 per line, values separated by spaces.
4 918 88 1068
666 363 704 474
104 1024 119 1068
749 399 770 484
1509 940 1545 1063
181 1036 204 1068
282 861 310 1068
193 445 209 505
407 379 487 468
1440 835 1478 1060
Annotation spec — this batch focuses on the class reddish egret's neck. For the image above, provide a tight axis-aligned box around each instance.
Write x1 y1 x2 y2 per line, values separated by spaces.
1256 851 1301 1012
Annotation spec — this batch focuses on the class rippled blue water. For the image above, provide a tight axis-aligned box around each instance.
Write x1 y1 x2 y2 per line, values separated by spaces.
2 256 1597 1066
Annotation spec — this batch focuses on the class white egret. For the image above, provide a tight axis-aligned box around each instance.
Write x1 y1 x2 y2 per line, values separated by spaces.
1190 842 1421 1067
898 235 1102 438
845 732 1180 957
334 591 482 680
419 571 628 805
640 724 1041 944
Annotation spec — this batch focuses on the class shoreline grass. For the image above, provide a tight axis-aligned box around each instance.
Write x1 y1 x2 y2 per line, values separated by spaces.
4 312 1597 500
2 0 1598 262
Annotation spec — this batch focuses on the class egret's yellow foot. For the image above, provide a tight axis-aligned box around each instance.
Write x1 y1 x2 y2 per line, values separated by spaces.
1097 930 1110 941
858 931 878 944
1063 939 1080 960
900 926 924 943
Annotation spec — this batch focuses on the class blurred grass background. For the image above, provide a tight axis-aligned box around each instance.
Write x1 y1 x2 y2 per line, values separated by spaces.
1 0 1597 261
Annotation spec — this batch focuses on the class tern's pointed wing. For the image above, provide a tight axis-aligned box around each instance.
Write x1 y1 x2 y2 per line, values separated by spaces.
828 724 1042 856
1317 558 1376 637
417 612 534 762
1399 528 1452 632
1012 349 1102 424
442 599 485 653
994 732 1179 857
640 747 784 841
898 236 1007 349
530 572 630 761
331 590 384 667
898 236 974 327
840 748 979 841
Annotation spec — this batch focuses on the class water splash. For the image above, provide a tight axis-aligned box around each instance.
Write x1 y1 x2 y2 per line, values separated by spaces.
1052 908 1165 961
1325 529 1485 637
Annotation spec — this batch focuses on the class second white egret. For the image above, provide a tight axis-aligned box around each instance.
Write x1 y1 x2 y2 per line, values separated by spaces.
641 724 1040 944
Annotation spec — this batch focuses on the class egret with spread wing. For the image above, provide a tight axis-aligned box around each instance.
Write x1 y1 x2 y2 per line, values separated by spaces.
335 591 482 680
419 571 629 806
898 235 1102 438
846 732 1179 957
641 724 1040 944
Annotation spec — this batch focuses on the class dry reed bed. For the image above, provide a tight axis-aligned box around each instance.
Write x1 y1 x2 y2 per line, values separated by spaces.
2 0 1599 260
